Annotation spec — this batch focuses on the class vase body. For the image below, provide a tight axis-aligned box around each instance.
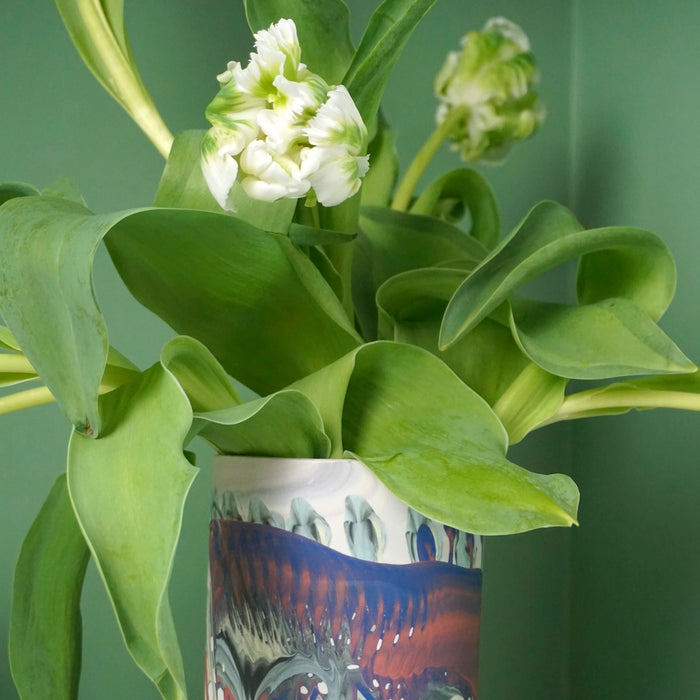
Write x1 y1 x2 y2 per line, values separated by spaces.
206 456 483 700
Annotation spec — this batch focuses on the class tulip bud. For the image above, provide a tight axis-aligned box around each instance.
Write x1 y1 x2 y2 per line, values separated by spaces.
434 17 545 162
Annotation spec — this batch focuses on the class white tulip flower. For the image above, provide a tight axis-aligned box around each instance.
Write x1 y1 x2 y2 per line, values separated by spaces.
202 19 368 212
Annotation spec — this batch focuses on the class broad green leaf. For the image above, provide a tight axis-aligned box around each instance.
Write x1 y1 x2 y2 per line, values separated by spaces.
343 0 439 126
410 168 501 250
290 342 578 534
0 182 39 206
360 115 399 208
0 196 115 435
9 474 90 700
308 246 343 300
54 0 172 156
243 0 355 84
159 334 330 458
510 297 695 379
577 241 676 321
153 131 221 214
0 192 359 408
106 208 361 394
377 268 520 402
68 363 196 700
360 206 488 281
154 131 296 234
42 178 87 206
354 206 487 338
194 390 331 458
288 350 358 456
160 336 242 413
288 222 357 246
376 269 566 442
441 200 677 348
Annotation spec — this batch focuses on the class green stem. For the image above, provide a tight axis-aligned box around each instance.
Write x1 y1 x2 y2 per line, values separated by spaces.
391 105 469 212
319 196 361 323
0 362 139 416
492 363 566 443
0 386 55 415
0 354 36 374
537 386 700 429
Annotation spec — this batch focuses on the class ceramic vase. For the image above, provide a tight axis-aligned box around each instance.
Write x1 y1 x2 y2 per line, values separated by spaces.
206 456 483 700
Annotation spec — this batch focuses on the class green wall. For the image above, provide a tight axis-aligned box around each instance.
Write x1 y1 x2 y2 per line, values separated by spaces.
2 1 698 698
569 2 700 697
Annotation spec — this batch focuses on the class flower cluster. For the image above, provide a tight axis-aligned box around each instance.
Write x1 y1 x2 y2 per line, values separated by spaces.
202 18 369 211
435 17 545 162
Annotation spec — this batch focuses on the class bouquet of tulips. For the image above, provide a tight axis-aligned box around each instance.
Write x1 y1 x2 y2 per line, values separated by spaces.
2 0 698 697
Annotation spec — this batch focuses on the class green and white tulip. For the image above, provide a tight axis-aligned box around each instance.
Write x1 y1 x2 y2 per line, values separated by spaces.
435 17 545 162
202 19 368 211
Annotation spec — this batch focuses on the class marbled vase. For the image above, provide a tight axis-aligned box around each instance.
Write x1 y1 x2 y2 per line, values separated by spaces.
206 456 483 700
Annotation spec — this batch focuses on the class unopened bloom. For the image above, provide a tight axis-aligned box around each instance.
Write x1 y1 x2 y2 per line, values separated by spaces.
435 17 545 162
202 19 368 211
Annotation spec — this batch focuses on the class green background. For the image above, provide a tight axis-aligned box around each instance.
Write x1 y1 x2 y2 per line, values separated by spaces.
1 0 699 698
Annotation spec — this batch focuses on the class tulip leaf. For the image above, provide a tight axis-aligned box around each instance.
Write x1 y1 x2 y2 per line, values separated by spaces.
308 246 344 300
67 363 197 700
377 268 523 402
0 196 116 435
42 177 88 206
344 0 439 126
376 269 567 442
0 193 359 408
440 200 677 348
160 336 242 414
153 131 221 213
106 208 361 394
510 297 695 379
360 206 487 282
288 222 357 246
160 335 331 458
9 474 90 700
243 0 355 84
154 130 296 234
577 239 676 322
0 182 39 206
194 390 331 458
410 168 501 250
289 342 578 534
54 0 172 156
360 115 399 208
355 206 487 338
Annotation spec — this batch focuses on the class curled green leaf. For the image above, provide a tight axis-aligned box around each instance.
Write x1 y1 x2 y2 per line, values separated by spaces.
410 168 501 250
10 474 90 700
510 297 695 379
290 341 579 534
68 364 196 699
54 0 173 156
440 200 676 348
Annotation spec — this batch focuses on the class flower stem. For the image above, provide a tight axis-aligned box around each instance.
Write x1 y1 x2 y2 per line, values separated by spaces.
492 363 566 443
0 354 36 374
536 386 700 429
0 360 139 416
391 105 469 212
0 386 55 415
